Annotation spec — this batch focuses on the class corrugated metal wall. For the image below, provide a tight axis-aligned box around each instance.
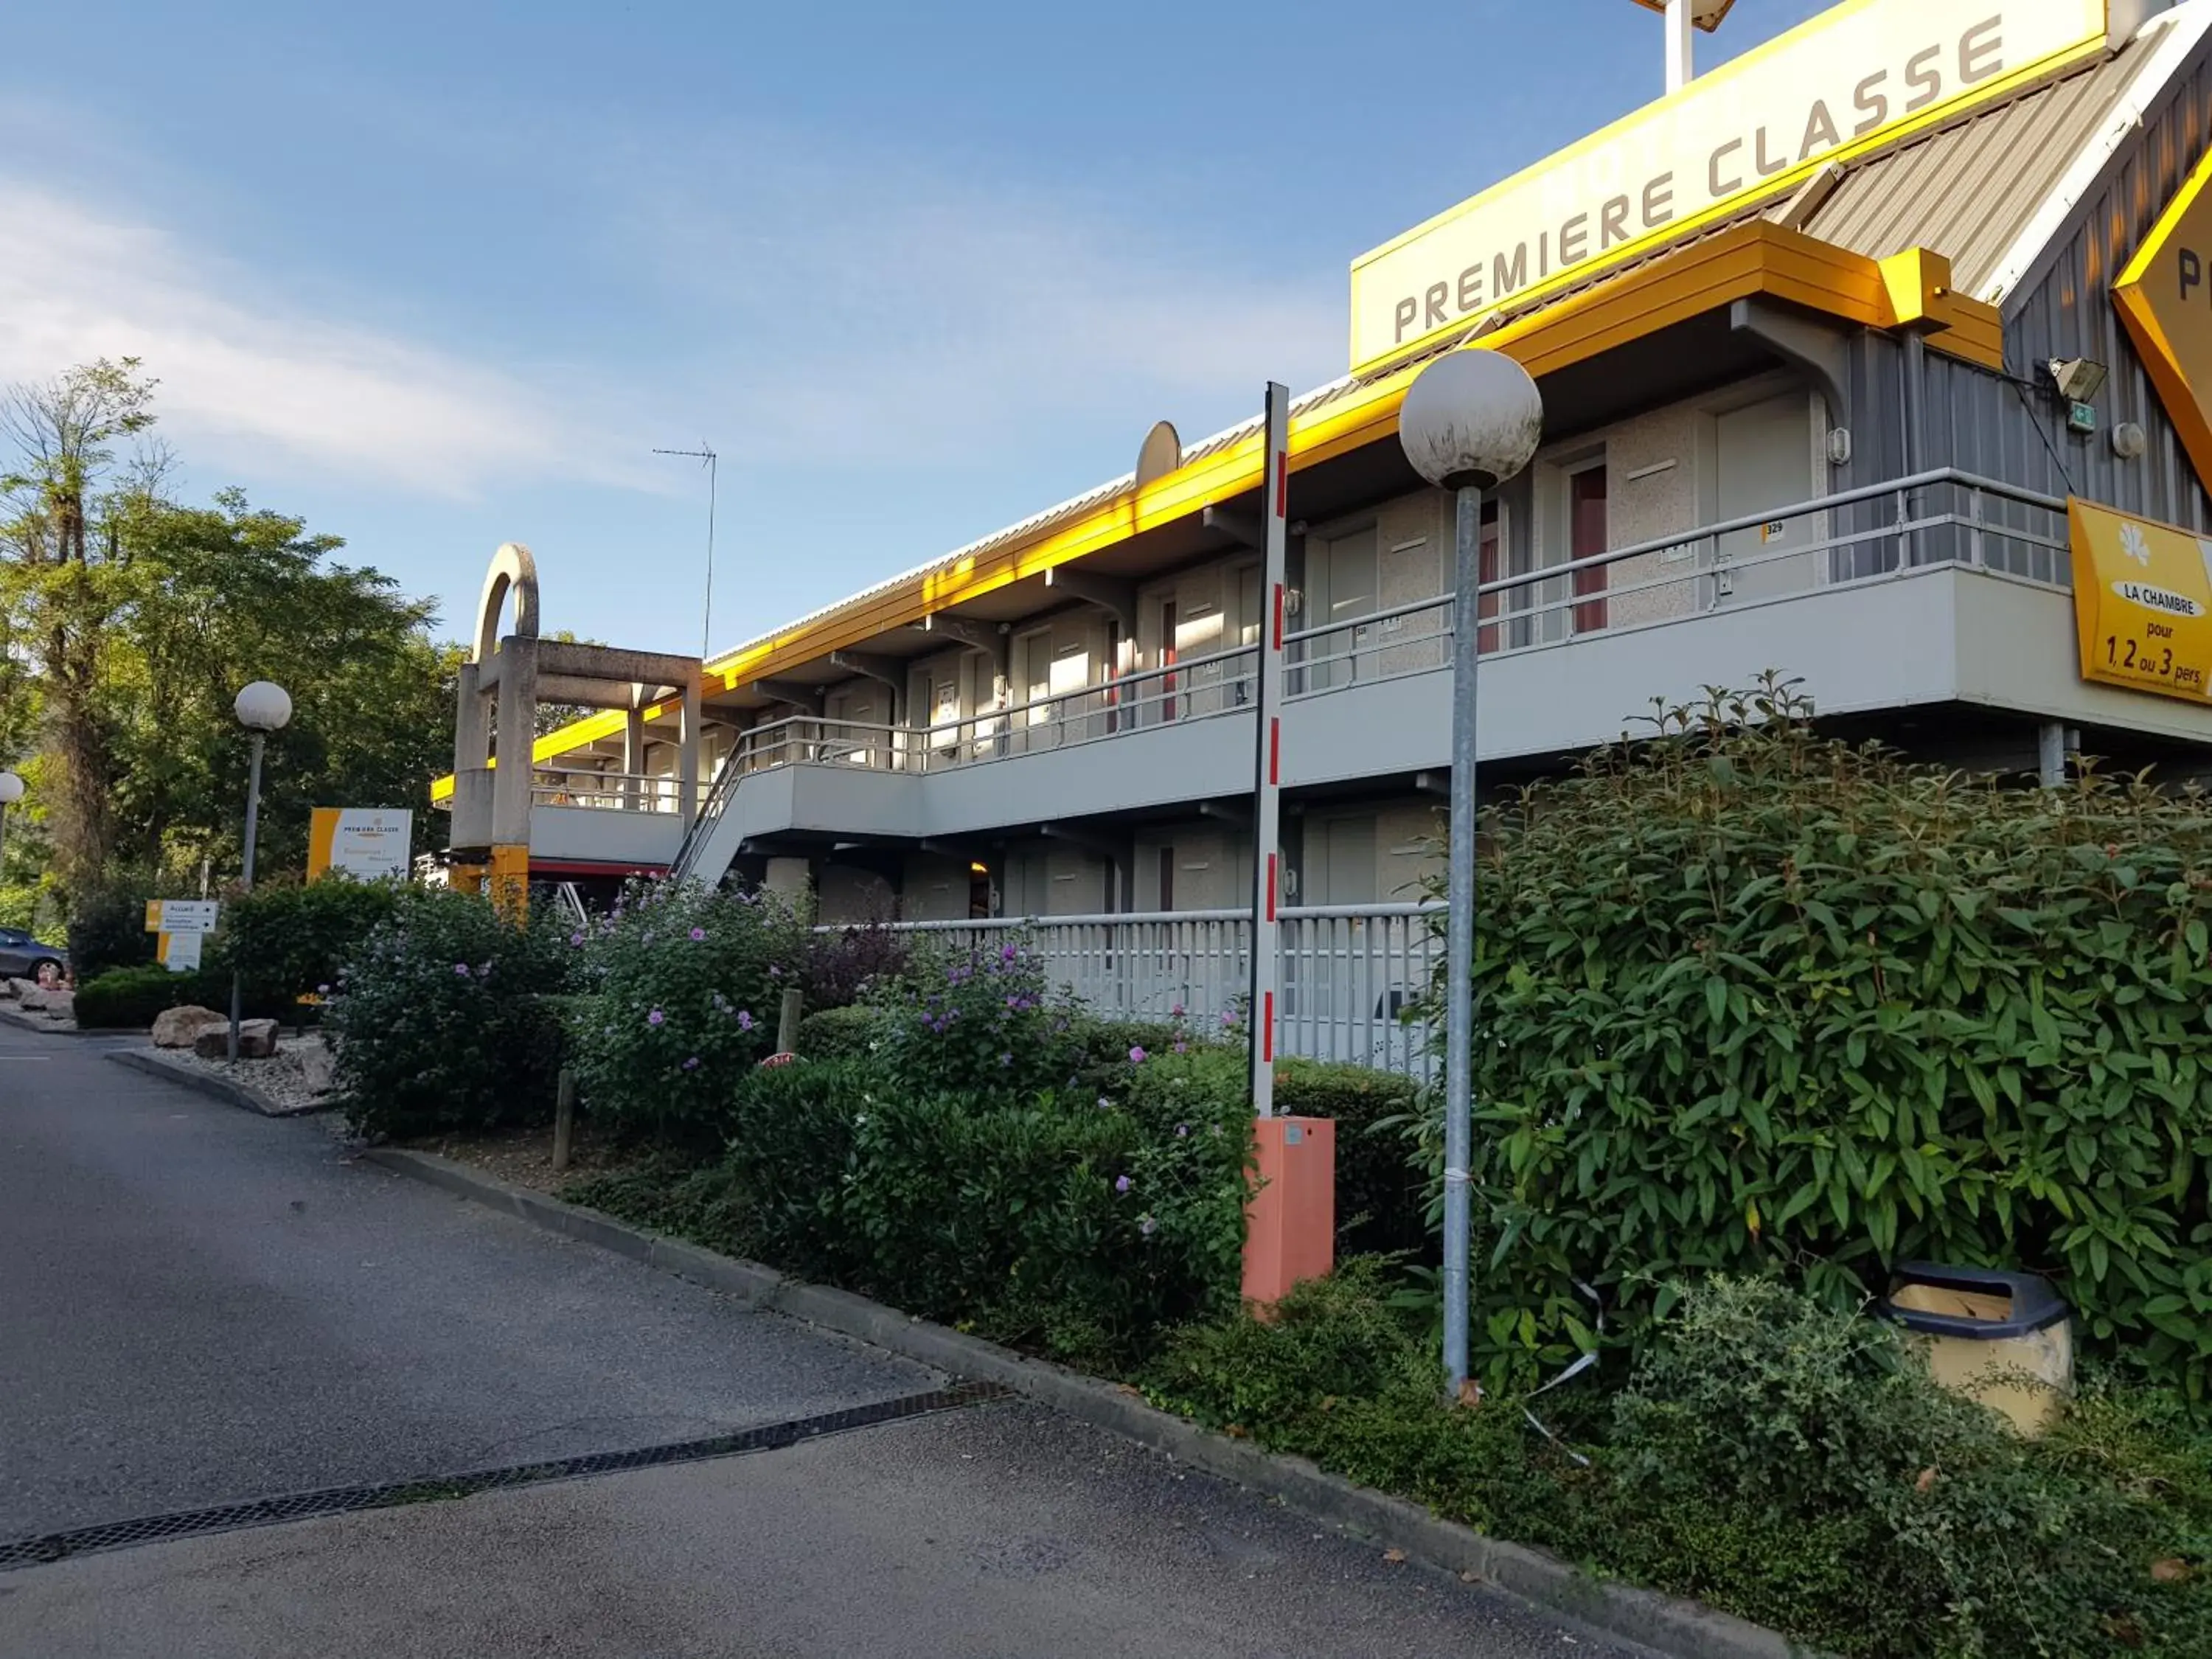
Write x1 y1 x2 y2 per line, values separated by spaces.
1858 41 2212 534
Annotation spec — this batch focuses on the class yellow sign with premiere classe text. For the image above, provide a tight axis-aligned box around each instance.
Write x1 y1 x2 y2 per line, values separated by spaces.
2068 498 2212 704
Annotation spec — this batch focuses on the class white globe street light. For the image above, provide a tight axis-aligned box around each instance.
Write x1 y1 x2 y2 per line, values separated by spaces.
0 769 24 876
1399 348 1543 1399
228 682 293 1060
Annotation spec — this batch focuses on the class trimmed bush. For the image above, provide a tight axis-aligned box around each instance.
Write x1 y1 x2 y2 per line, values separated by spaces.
879 938 1082 1099
1429 679 2212 1393
564 880 802 1144
793 1003 885 1060
326 888 571 1138
1274 1058 1427 1259
73 964 207 1029
210 877 399 1018
571 1046 1254 1368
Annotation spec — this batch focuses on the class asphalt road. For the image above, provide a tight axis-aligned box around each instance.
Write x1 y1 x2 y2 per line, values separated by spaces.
0 1028 1646 1658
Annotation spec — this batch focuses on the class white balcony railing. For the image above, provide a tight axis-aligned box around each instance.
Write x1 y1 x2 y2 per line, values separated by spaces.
531 768 684 812
714 467 2067 787
840 903 1444 1078
662 467 2071 880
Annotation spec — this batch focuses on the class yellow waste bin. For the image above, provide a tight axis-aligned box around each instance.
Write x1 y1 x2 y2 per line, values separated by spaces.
1878 1262 2073 1436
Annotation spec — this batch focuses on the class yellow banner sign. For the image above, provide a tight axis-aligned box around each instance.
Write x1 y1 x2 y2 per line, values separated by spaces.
2069 498 2212 703
2115 137 2212 493
1349 0 2112 375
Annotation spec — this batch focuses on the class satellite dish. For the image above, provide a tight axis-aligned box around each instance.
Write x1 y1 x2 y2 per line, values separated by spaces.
1135 420 1183 490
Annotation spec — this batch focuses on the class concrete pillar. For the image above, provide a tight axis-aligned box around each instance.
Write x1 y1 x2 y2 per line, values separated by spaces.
679 678 703 826
764 857 812 905
490 636 538 849
624 707 645 810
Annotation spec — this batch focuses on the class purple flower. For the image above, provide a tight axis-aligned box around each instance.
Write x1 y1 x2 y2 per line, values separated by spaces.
1096 1096 1112 1110
1171 1003 1186 1018
1220 1009 1237 1029
768 964 782 978
453 963 471 977
570 932 585 947
999 1051 1012 1067
316 984 330 996
737 1009 754 1032
1114 1175 1132 1194
1175 1123 1189 1138
683 1056 700 1071
689 927 706 942
1139 1215 1158 1237
1000 944 1018 962
647 1008 665 1027
1128 1046 1147 1064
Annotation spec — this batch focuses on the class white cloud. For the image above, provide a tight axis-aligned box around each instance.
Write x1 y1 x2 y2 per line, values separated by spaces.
0 181 626 499
602 144 1346 468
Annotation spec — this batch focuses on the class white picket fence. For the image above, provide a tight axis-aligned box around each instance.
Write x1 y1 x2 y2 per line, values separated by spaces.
844 904 1443 1078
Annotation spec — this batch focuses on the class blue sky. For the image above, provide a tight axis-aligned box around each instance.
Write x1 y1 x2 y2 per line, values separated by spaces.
1 0 1829 659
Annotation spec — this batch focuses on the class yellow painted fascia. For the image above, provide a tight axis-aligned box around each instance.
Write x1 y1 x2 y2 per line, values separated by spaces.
475 224 2000 787
1349 0 2107 376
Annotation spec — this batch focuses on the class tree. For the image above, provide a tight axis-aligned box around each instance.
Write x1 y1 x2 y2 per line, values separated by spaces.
1 361 459 900
0 358 157 889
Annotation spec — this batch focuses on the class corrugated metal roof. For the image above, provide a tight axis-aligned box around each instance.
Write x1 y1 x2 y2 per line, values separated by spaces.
1801 10 2186 294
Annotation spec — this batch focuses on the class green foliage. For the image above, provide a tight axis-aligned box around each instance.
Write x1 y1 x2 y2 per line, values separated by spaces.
793 1002 886 1059
1422 678 2212 1394
326 888 571 1139
210 877 400 1015
1150 1271 2212 1658
65 877 156 981
880 937 1082 1099
2 359 457 904
799 919 910 1010
565 881 803 1144
1274 1058 1427 1259
72 964 205 1029
571 1047 1254 1368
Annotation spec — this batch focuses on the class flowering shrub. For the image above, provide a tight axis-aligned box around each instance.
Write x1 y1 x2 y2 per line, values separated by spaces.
565 879 805 1143
880 939 1082 1099
800 919 909 1011
326 888 571 1139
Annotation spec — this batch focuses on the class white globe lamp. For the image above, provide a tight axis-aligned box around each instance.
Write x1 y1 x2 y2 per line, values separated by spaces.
234 681 293 733
1398 347 1543 1402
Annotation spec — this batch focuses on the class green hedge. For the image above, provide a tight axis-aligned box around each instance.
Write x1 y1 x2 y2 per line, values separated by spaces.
570 1047 1253 1368
211 878 399 1015
793 1003 884 1059
1438 680 2212 1393
74 963 296 1030
1274 1058 1426 1259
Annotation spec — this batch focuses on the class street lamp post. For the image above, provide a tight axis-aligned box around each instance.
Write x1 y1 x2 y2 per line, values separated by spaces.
229 682 293 1061
1397 349 1544 1399
0 770 23 876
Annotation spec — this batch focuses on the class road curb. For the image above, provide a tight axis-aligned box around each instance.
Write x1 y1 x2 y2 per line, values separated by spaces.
0 1006 116 1037
365 1146 1807 1659
105 1047 335 1119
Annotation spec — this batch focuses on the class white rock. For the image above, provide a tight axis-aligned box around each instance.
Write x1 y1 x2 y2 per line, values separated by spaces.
152 1005 227 1048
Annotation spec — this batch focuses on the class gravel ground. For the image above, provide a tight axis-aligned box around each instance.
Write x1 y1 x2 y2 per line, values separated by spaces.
406 1121 639 1193
161 1031 334 1111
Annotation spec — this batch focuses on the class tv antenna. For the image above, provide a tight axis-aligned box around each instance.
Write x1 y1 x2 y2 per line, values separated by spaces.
653 443 719 658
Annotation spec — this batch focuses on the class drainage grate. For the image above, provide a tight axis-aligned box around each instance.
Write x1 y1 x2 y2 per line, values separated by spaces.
0 1380 1008 1571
